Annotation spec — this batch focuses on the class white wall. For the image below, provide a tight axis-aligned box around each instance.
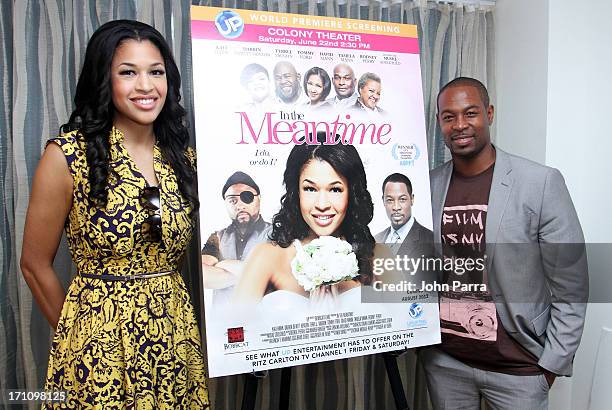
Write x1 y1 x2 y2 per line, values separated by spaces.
496 0 612 409
494 0 548 163
547 1 612 409
546 0 612 243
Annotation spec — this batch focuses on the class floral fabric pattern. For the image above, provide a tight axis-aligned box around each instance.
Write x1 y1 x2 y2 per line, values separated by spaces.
43 128 209 409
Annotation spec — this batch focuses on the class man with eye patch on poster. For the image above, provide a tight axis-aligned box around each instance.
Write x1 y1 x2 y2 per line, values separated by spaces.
202 171 271 307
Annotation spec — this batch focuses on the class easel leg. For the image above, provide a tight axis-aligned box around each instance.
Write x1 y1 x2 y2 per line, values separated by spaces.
278 366 292 410
383 352 410 410
242 373 260 410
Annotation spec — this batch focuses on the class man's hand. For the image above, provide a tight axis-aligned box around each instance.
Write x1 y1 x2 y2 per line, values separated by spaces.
202 254 219 266
216 259 245 276
201 256 242 289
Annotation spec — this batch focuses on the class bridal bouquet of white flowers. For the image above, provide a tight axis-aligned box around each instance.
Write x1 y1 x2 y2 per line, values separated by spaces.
291 236 359 292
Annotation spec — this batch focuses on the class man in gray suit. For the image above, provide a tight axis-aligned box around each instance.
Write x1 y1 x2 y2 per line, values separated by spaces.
375 172 433 256
421 77 588 409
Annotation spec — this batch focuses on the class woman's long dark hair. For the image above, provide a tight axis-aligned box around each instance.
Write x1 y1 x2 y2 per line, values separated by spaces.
63 20 198 212
270 133 375 283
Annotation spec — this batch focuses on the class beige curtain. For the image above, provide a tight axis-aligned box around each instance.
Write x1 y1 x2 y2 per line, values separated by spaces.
1 0 494 409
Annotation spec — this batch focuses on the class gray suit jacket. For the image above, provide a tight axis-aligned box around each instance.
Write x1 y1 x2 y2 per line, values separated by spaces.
430 147 588 376
375 220 433 257
375 220 436 289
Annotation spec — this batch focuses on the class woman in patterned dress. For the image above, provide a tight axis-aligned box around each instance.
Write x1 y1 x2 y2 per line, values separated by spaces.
20 20 209 408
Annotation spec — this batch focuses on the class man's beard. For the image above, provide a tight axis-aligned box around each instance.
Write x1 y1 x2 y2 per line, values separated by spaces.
390 215 408 230
277 86 299 103
235 214 257 232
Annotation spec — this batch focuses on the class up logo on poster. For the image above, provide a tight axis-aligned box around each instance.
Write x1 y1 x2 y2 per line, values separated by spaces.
409 303 424 319
215 10 244 38
408 302 428 328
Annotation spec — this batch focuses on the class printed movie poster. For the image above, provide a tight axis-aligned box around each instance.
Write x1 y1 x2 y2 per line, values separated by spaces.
191 6 440 377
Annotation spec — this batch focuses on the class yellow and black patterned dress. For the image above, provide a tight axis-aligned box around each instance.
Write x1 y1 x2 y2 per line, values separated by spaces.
43 128 209 409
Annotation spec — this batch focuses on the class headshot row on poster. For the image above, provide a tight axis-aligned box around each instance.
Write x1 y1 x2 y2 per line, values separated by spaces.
238 61 387 117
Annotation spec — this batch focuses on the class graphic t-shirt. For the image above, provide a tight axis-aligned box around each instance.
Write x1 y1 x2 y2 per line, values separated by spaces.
439 164 541 375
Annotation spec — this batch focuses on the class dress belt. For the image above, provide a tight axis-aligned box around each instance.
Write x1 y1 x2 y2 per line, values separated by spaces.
79 270 174 282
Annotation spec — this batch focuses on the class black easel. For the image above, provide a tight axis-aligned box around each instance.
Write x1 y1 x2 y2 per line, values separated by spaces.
241 367 291 410
241 370 268 410
383 350 410 410
243 354 408 410
278 366 292 409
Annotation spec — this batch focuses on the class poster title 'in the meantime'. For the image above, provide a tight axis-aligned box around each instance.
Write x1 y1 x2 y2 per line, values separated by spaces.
236 110 393 145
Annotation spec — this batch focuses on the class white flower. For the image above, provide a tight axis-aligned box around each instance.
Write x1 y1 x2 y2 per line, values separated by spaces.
291 236 360 292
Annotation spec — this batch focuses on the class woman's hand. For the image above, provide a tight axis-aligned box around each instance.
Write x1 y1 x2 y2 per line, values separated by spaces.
20 143 73 329
309 284 340 312
309 284 339 303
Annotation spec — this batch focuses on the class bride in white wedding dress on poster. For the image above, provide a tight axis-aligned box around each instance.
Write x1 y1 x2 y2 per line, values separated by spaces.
232 132 380 317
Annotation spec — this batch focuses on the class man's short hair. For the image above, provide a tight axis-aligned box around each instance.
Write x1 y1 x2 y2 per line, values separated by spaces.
222 171 260 198
357 72 381 91
382 173 413 196
437 77 490 110
240 63 269 88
